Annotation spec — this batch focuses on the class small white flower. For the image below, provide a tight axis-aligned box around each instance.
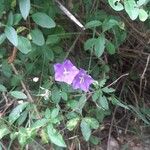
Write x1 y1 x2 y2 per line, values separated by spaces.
38 87 51 100
18 100 24 104
33 77 39 82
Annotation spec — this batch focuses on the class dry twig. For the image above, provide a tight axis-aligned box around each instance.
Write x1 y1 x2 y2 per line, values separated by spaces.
139 54 150 97
107 73 129 88
10 63 41 118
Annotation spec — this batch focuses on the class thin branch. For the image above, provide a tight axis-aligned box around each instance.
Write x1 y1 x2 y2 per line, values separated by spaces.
64 34 81 59
54 0 85 30
141 54 150 79
106 73 129 88
11 63 34 103
107 106 117 150
10 63 41 118
8 47 18 63
139 54 150 97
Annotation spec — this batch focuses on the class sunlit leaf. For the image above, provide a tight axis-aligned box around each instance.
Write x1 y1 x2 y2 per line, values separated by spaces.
94 34 105 57
108 0 124 11
4 26 18 46
9 102 29 123
47 124 66 147
32 12 56 28
139 9 148 22
66 117 80 131
80 119 91 141
19 0 30 20
10 91 27 99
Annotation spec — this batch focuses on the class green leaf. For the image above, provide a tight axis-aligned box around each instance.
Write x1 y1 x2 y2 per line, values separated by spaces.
32 12 56 28
7 11 13 25
80 119 91 141
89 135 100 145
124 0 139 20
83 117 99 129
94 34 105 57
0 84 7 92
102 87 115 93
9 102 29 123
61 91 68 101
51 108 59 119
51 89 61 103
0 33 6 44
92 91 100 101
137 0 146 6
102 19 119 32
19 0 30 20
46 35 60 45
43 46 54 61
10 91 27 99
2 61 12 78
108 0 124 11
106 41 116 55
129 105 150 125
4 26 18 46
17 36 32 54
99 96 109 110
11 74 23 87
139 9 148 22
31 28 45 46
111 97 129 109
0 143 2 150
85 20 102 29
13 13 22 25
17 111 28 126
18 127 35 146
84 38 96 51
45 108 51 119
66 117 80 131
99 79 107 87
75 94 87 114
0 127 10 139
47 124 67 147
31 119 47 129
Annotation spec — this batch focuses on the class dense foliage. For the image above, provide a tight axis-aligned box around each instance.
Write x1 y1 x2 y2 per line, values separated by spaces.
0 0 150 149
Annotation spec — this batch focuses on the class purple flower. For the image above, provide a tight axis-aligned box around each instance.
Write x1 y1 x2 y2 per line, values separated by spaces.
72 69 94 92
54 59 79 84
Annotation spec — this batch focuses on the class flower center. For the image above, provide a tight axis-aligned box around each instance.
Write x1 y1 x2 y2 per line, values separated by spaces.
79 76 84 83
63 68 69 75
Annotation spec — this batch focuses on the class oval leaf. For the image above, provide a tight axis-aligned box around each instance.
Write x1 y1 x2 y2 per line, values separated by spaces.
84 38 97 51
4 26 18 46
0 33 6 44
66 117 80 131
124 0 139 20
106 41 116 55
139 9 148 22
17 36 31 54
32 12 56 28
31 28 45 46
0 127 10 139
0 84 7 92
99 96 109 110
47 124 67 147
85 20 102 29
19 0 30 20
80 119 91 141
9 102 29 123
94 34 105 57
10 91 27 99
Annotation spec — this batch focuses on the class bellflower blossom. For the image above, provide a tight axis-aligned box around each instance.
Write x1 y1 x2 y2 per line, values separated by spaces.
72 69 94 92
54 59 79 84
